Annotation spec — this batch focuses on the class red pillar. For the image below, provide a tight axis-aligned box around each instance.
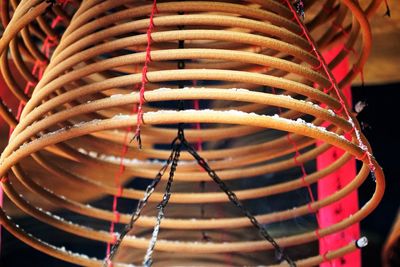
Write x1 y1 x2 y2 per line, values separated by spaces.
317 45 360 267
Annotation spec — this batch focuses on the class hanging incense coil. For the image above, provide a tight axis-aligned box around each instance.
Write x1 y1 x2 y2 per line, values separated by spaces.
0 0 385 266
0 0 384 114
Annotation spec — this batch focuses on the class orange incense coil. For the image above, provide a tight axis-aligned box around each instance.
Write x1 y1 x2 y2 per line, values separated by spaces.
0 0 385 266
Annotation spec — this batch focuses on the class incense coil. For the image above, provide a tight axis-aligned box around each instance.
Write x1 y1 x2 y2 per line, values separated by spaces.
0 0 383 115
0 0 385 266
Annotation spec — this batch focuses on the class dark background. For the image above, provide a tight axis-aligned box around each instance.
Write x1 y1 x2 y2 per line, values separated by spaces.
354 82 400 267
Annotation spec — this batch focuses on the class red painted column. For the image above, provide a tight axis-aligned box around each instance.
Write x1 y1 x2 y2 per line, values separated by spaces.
317 46 360 266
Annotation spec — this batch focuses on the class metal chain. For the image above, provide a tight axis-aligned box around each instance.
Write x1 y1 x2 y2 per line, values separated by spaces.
182 139 296 266
142 10 187 264
143 142 182 266
104 137 179 266
103 0 294 263
106 132 296 266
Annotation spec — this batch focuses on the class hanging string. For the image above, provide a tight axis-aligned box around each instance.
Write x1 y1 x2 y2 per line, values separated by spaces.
104 125 132 267
105 4 157 265
283 0 376 178
104 60 141 267
271 88 332 265
105 1 158 265
133 0 158 149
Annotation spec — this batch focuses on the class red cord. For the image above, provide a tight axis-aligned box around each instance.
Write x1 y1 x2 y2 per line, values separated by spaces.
134 0 158 147
283 0 376 173
105 126 131 266
323 85 334 94
105 2 158 265
332 22 349 38
288 133 332 266
282 0 376 263
272 86 333 266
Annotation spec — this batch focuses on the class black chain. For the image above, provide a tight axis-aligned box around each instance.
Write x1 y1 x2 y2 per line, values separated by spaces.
107 0 295 264
143 141 182 266
104 137 180 266
181 139 296 266
106 132 296 266
141 9 187 264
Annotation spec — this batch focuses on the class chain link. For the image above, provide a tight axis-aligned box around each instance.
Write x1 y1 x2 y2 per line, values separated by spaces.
182 139 296 266
104 137 180 266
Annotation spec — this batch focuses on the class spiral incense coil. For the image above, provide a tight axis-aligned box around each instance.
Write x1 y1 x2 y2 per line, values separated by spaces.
0 0 385 266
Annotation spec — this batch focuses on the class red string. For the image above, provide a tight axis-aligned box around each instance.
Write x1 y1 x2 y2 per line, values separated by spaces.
331 22 349 38
105 124 132 267
346 127 355 136
283 0 376 263
105 2 158 265
283 0 376 173
272 87 332 266
104 101 138 265
134 0 158 146
287 132 333 267
323 85 334 94
334 105 344 115
51 16 63 29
